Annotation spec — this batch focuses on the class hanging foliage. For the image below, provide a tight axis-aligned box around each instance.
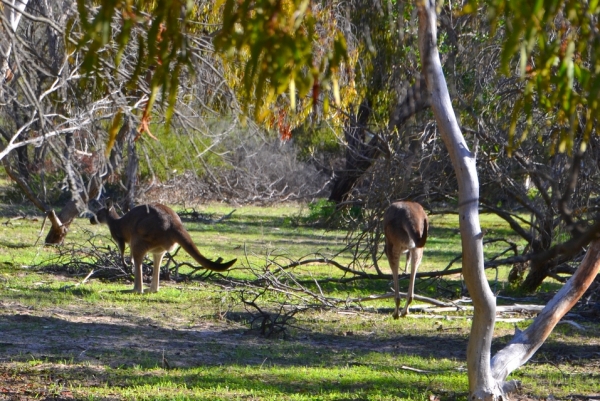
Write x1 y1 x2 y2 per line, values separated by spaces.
213 0 349 121
465 0 600 154
73 0 193 131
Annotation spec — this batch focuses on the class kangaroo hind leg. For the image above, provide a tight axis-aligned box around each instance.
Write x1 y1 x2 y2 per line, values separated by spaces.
131 253 145 294
149 252 166 293
401 247 423 317
385 239 403 320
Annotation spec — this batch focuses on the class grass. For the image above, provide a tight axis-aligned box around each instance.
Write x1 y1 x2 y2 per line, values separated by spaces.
0 200 598 400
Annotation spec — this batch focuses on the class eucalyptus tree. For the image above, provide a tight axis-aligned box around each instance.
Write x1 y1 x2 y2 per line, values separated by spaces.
214 0 600 399
332 0 600 295
419 1 600 399
461 0 600 292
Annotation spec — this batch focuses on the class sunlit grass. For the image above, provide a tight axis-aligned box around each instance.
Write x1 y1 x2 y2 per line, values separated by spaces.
0 201 598 400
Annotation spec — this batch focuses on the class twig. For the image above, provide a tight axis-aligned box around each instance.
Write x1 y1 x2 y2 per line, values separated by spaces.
79 269 95 286
400 365 433 374
60 269 95 291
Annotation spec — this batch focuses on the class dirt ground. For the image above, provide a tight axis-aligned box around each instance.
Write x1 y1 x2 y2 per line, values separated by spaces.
1 292 599 401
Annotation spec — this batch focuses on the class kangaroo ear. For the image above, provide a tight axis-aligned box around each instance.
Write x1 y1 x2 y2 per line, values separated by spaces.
105 198 114 210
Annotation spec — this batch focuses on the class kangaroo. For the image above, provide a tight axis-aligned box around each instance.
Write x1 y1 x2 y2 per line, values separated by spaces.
383 201 428 319
90 201 237 293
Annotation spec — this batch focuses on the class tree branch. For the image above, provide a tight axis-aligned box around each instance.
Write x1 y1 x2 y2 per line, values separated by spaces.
490 238 600 382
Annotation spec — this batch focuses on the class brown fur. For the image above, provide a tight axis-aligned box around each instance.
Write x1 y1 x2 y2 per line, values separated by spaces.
90 202 236 293
383 201 428 318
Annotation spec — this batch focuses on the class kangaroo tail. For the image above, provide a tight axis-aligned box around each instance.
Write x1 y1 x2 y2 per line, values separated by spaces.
176 230 237 271
414 216 428 248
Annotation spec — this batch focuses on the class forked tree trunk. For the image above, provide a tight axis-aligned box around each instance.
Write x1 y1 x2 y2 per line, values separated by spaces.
416 1 600 399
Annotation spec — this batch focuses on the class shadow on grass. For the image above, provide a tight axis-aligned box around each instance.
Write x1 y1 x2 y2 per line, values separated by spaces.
1 306 597 368
1 284 598 400
0 311 467 399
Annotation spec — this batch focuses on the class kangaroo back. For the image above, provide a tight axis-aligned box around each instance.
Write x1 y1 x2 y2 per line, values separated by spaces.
385 201 428 249
408 212 428 248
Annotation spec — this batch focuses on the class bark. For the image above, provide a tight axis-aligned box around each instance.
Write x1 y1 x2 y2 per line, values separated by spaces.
416 0 497 399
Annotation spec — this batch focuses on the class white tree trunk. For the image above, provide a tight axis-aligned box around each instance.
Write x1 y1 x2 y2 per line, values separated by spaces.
415 1 600 400
415 1 498 398
1 0 29 77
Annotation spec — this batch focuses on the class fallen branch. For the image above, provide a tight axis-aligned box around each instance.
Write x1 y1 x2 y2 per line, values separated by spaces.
353 292 454 307
179 208 236 224
59 269 95 291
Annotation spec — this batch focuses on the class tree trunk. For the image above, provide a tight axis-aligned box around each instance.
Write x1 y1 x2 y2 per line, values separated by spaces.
124 123 139 212
521 214 556 292
416 1 497 398
328 76 431 204
328 101 377 203
416 1 600 399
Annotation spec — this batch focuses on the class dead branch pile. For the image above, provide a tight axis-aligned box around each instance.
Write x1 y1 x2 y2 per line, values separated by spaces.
35 234 600 339
142 137 331 206
35 230 225 283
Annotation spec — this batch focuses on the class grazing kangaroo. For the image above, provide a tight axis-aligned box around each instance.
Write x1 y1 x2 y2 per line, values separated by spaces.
90 202 237 293
383 201 428 319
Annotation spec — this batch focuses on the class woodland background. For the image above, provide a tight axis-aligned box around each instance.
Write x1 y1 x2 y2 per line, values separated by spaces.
1 0 600 399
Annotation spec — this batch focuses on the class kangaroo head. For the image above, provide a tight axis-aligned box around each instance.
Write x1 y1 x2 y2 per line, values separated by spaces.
90 208 109 225
90 200 119 225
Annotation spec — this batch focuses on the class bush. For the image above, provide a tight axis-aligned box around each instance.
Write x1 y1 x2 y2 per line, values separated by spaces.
306 198 337 225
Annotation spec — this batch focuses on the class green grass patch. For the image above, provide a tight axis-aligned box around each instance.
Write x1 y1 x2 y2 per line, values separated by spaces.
0 201 598 400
